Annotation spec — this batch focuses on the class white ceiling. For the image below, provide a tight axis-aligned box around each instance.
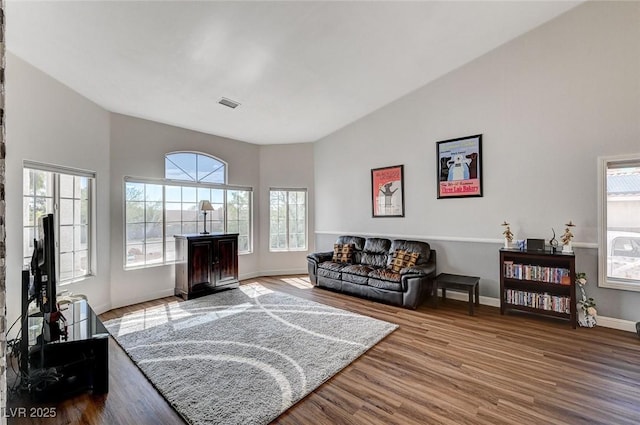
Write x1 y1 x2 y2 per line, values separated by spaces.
7 1 580 145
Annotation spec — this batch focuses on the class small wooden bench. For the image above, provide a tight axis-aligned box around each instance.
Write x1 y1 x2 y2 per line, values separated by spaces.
434 273 480 316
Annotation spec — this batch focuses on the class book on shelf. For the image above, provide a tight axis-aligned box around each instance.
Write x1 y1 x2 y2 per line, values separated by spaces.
502 261 570 284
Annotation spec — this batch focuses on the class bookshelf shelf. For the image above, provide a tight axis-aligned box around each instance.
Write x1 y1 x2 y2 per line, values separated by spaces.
500 248 576 328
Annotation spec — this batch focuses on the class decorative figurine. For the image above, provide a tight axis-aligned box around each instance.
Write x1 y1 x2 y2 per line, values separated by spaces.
501 221 513 249
561 220 575 253
549 228 559 253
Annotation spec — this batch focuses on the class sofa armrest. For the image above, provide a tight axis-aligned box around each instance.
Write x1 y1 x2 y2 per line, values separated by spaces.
307 251 333 265
400 262 436 277
307 251 333 285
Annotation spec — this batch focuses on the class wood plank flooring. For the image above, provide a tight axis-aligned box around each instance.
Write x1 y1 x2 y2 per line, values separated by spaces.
7 275 640 424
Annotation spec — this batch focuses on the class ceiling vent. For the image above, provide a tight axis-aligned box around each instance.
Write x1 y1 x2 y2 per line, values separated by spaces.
218 97 240 109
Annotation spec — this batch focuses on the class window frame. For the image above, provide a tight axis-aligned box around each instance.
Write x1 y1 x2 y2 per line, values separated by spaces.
23 161 95 284
269 188 308 252
123 176 253 270
164 151 228 185
598 154 640 291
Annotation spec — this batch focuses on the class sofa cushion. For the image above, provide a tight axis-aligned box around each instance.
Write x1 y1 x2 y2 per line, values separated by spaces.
318 261 348 280
332 243 354 263
341 264 374 285
360 238 391 267
368 269 402 291
388 249 420 273
335 236 365 263
388 239 431 266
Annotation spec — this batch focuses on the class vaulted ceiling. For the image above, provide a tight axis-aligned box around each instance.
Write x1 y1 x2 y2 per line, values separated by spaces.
7 1 580 144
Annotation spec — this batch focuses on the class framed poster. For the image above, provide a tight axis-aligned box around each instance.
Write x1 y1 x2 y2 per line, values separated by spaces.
371 165 404 217
436 134 483 199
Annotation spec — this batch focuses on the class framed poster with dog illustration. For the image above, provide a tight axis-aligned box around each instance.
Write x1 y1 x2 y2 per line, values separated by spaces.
436 134 483 199
371 165 404 217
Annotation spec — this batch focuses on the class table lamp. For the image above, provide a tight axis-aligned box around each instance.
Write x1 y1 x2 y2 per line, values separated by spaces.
199 200 214 234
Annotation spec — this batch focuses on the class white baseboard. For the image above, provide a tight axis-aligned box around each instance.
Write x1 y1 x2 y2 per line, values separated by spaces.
109 288 176 312
441 291 637 333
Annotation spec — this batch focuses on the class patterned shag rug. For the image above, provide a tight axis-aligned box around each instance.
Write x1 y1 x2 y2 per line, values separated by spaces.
103 283 398 425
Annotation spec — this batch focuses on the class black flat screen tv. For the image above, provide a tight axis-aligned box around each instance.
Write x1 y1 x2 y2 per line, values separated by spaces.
30 213 64 341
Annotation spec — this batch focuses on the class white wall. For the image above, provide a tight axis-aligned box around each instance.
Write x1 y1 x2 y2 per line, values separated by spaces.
313 1 640 321
109 113 262 309
258 143 315 276
5 53 112 328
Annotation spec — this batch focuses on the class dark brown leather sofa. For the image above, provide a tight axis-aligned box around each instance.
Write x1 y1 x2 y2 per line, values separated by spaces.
307 236 436 309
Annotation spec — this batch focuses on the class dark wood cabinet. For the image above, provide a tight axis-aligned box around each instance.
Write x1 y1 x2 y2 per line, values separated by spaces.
500 248 576 328
174 233 239 300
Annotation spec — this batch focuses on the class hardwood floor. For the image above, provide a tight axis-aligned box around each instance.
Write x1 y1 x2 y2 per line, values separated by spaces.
8 275 640 424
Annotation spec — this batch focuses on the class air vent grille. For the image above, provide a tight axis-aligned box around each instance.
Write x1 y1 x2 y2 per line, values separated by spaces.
218 97 240 109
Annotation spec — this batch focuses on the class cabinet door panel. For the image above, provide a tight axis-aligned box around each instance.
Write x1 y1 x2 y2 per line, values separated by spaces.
191 241 212 288
215 237 238 284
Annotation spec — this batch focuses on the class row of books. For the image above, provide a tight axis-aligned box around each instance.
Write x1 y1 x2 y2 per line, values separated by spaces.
503 261 571 284
504 289 571 313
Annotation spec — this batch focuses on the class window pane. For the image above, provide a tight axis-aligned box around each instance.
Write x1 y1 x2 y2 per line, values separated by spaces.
33 170 53 197
166 153 197 181
182 187 197 203
78 225 89 250
60 174 74 198
80 198 89 225
182 204 198 221
23 227 35 259
126 182 144 201
145 243 164 265
146 184 163 202
146 222 163 241
166 185 181 202
59 199 74 226
126 201 145 223
182 222 197 234
606 163 640 283
126 223 145 243
146 202 163 223
59 252 73 281
126 244 145 267
166 222 182 238
59 226 73 252
75 250 89 277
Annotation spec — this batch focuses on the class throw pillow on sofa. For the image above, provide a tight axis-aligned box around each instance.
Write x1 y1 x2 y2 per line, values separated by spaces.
332 243 355 263
388 249 420 273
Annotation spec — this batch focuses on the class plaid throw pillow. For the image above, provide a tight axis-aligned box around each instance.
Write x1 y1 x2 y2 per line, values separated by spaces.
388 249 420 273
332 243 354 263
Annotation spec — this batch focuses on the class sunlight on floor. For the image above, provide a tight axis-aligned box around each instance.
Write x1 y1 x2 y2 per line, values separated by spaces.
240 282 274 298
279 276 313 289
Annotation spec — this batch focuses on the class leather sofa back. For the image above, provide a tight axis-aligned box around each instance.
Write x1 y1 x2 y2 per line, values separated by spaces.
361 238 391 267
389 239 431 266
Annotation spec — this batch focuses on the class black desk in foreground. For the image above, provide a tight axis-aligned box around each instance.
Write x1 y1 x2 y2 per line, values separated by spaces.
434 273 480 316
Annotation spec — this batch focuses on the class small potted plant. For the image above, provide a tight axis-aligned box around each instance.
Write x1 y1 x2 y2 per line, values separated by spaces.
576 272 597 327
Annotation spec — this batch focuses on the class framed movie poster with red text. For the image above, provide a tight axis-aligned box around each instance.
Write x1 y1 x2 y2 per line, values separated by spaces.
371 165 404 217
436 134 483 199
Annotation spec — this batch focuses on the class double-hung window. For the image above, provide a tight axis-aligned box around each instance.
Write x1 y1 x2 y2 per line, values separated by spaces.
598 155 640 291
269 188 307 251
23 162 94 283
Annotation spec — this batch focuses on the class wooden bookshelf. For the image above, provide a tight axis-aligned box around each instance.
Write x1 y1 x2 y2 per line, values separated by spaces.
500 248 576 328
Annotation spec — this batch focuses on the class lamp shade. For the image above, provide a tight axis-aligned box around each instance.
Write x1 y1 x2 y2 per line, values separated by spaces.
199 200 214 211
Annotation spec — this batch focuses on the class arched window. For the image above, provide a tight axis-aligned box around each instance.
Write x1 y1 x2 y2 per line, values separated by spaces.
124 152 252 269
165 152 226 184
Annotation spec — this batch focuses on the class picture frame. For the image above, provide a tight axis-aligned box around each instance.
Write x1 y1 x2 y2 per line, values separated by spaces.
436 134 483 199
371 164 404 217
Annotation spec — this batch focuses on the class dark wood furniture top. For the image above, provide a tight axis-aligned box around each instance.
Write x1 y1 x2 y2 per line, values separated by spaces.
434 273 480 315
174 233 239 300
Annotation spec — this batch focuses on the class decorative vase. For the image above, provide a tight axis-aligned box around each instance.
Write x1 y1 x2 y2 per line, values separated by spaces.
578 308 597 328
504 238 510 249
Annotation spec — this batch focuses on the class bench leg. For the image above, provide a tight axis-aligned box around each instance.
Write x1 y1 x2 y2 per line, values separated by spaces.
468 288 474 316
475 283 480 306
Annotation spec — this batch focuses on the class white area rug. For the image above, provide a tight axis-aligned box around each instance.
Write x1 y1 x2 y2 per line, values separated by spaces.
103 283 398 425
